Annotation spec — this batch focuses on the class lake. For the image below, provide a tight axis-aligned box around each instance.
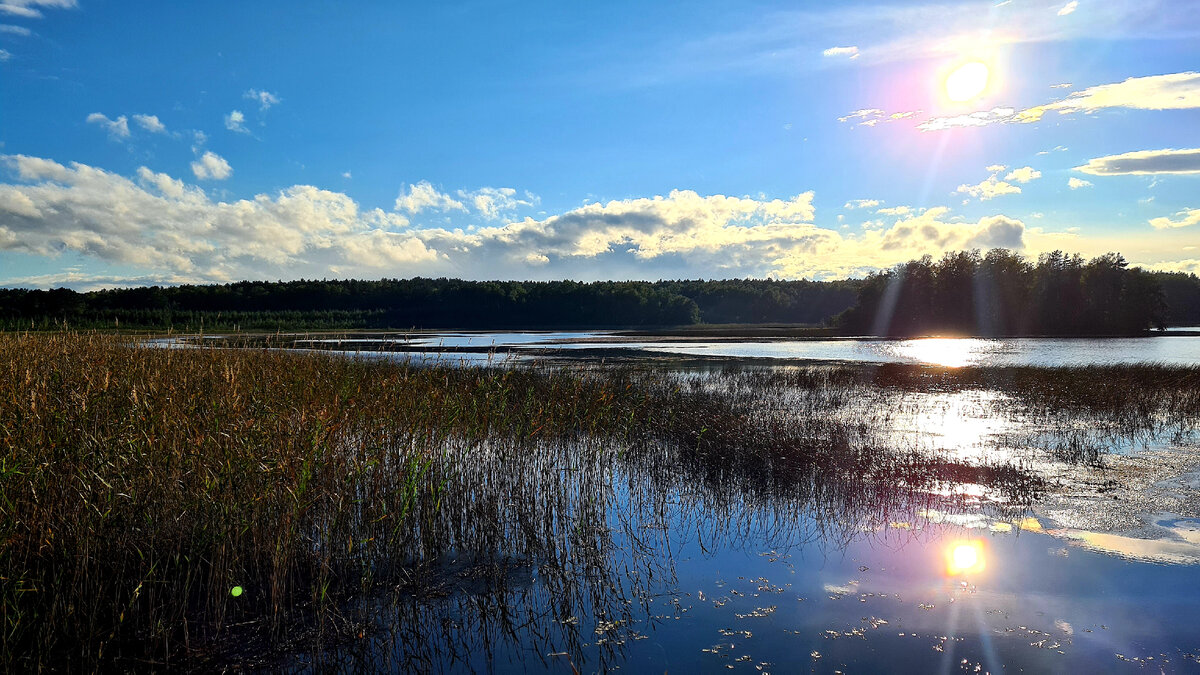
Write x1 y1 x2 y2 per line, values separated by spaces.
243 346 1200 673
288 330 1200 368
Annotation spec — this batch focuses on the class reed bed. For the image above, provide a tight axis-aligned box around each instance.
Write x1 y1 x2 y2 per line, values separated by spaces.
0 333 1058 669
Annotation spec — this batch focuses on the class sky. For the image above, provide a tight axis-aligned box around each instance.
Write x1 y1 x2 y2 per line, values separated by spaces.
1 0 1199 289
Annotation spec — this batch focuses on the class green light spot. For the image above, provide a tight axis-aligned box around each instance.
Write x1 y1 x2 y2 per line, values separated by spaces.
231 586 243 597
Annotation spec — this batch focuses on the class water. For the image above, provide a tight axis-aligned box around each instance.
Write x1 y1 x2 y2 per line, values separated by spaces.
283 331 1200 367
271 364 1200 672
147 333 1200 669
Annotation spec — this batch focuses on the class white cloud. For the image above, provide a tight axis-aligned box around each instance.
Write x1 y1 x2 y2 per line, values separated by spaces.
1149 208 1200 230
919 72 1200 131
844 199 880 209
1057 1 1078 16
958 177 1019 200
244 89 281 111
1051 83 1073 89
822 46 859 59
85 113 130 140
224 110 248 134
957 165 1032 200
0 0 76 19
456 186 538 219
1143 259 1200 274
1004 166 1042 183
0 23 30 34
132 114 167 134
0 154 433 284
1020 71 1200 122
1067 177 1092 189
395 181 467 214
342 171 352 179
190 151 232 181
10 155 1189 286
876 206 912 216
837 108 884 124
0 48 9 61
1075 148 1200 176
917 107 1015 131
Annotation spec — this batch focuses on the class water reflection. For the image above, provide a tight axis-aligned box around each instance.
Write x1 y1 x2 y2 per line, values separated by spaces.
889 337 993 367
147 356 1193 672
946 539 986 576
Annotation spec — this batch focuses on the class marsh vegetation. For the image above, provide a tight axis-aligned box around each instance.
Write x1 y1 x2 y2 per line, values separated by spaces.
2 333 1199 669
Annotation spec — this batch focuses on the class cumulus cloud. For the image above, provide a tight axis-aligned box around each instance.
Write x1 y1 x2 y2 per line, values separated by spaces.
456 187 538 219
224 110 248 134
1075 148 1200 176
244 89 280 111
870 207 1025 252
1149 208 1200 230
1143 259 1200 274
0 155 434 284
132 114 167 134
1068 177 1092 189
956 165 1029 201
843 199 880 209
190 151 232 181
86 113 130 140
1057 1 1078 16
876 206 912 216
395 181 467 214
1004 166 1042 183
0 155 1052 285
822 46 859 59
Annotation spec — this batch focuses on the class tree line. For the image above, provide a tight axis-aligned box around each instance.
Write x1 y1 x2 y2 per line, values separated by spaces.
834 249 1194 336
2 253 1196 333
0 278 860 331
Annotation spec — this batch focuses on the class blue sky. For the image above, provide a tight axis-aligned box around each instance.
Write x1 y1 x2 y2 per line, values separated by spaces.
1 0 1199 288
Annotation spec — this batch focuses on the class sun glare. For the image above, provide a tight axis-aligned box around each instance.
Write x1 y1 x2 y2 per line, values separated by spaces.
945 60 990 102
945 539 986 576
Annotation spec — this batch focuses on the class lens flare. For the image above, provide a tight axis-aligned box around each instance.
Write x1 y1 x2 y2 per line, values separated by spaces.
945 539 986 576
945 61 990 102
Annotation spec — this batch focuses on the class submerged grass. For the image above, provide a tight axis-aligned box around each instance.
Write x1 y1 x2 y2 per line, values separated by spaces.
0 332 1070 669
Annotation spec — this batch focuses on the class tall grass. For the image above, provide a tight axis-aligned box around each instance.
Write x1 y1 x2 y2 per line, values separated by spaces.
0 333 1069 669
0 333 683 668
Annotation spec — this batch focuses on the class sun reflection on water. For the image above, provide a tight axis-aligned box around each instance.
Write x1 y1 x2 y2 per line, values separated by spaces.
945 539 987 576
891 338 991 367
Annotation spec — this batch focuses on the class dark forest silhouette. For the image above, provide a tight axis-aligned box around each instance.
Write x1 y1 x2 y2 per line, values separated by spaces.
1 250 1198 333
0 278 858 330
836 249 1175 336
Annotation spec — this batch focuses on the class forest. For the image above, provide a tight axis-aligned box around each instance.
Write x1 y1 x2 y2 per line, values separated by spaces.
0 278 859 330
834 249 1193 336
1 250 1197 333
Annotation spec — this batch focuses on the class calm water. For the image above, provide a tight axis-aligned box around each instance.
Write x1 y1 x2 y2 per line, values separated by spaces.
290 331 1200 367
158 333 1200 670
274 362 1200 672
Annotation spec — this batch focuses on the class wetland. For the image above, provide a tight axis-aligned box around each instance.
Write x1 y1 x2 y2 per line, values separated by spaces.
3 332 1200 671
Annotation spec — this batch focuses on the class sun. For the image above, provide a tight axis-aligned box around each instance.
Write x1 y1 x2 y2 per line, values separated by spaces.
944 60 990 103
